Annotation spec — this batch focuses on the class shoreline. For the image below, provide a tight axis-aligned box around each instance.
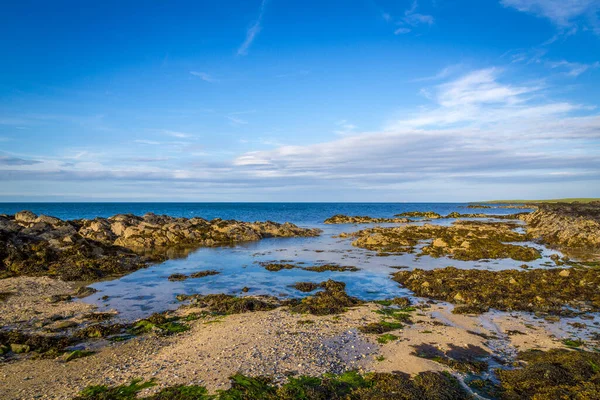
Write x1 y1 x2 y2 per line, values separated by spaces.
1 202 599 399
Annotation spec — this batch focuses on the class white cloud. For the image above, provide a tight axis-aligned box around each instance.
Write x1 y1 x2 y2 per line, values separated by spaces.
190 71 217 82
237 0 269 56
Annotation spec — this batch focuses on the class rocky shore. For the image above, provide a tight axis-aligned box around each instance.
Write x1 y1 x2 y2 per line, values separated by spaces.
0 211 320 281
521 202 600 257
1 203 600 399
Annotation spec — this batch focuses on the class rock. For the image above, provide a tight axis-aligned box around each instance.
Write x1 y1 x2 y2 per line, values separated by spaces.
453 292 465 302
14 210 37 223
75 286 98 298
46 294 72 303
34 215 62 225
324 215 409 224
432 238 447 248
521 202 600 254
559 269 570 277
10 344 30 354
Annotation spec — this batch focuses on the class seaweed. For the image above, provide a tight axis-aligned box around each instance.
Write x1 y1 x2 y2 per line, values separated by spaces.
75 371 471 399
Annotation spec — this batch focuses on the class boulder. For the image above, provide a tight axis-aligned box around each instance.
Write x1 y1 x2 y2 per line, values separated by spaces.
14 210 37 224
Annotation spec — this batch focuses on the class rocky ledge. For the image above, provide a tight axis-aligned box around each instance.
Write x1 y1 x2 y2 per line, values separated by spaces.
521 202 600 255
324 215 409 224
342 221 541 261
0 211 320 281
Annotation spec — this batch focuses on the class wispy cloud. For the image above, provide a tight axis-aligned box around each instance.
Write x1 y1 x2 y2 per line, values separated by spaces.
162 130 194 139
395 27 412 35
190 71 217 83
385 1 435 36
237 0 269 56
227 116 249 125
411 64 464 82
134 140 161 145
334 120 358 135
0 154 41 166
402 1 435 26
547 60 600 76
501 0 600 33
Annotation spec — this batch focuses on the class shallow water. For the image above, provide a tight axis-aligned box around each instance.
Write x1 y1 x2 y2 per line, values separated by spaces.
2 202 557 320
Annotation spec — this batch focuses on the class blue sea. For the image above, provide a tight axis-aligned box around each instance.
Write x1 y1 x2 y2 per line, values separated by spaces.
0 202 548 320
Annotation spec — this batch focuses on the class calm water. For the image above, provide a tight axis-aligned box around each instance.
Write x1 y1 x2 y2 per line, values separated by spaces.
1 202 551 320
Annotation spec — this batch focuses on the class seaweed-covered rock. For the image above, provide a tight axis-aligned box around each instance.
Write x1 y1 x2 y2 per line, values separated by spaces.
497 349 600 399
288 280 362 315
259 262 360 273
345 221 541 261
324 215 409 224
395 211 442 219
392 267 600 314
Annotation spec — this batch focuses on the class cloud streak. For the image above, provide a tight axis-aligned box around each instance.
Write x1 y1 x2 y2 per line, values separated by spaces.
501 0 600 33
237 0 269 56
190 71 217 82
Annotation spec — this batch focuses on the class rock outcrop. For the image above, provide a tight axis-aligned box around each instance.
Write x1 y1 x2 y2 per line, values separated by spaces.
521 202 600 255
342 221 541 261
0 212 320 281
324 215 409 224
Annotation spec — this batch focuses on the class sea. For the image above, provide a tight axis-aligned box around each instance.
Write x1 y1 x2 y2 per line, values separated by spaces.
1 202 550 320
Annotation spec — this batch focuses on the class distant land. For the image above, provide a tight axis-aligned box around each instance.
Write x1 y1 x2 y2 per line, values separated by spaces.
483 198 600 204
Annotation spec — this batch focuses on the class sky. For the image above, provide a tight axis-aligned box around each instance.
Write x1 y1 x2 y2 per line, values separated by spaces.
1 0 599 202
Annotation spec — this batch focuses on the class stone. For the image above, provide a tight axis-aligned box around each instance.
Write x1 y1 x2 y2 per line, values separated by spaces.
14 210 37 223
10 344 30 354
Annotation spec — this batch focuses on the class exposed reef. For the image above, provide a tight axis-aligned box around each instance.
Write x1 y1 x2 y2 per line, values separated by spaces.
259 261 360 272
324 215 409 224
343 221 541 261
395 211 443 219
0 211 320 281
392 267 600 315
521 202 600 256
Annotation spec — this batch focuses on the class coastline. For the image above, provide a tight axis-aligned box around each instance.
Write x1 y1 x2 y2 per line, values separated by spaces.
1 202 599 399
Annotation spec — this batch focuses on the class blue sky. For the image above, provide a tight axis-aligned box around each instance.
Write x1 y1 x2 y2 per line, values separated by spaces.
1 0 599 201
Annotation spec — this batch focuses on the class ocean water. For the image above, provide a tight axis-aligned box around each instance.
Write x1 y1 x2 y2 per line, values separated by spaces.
1 202 551 320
